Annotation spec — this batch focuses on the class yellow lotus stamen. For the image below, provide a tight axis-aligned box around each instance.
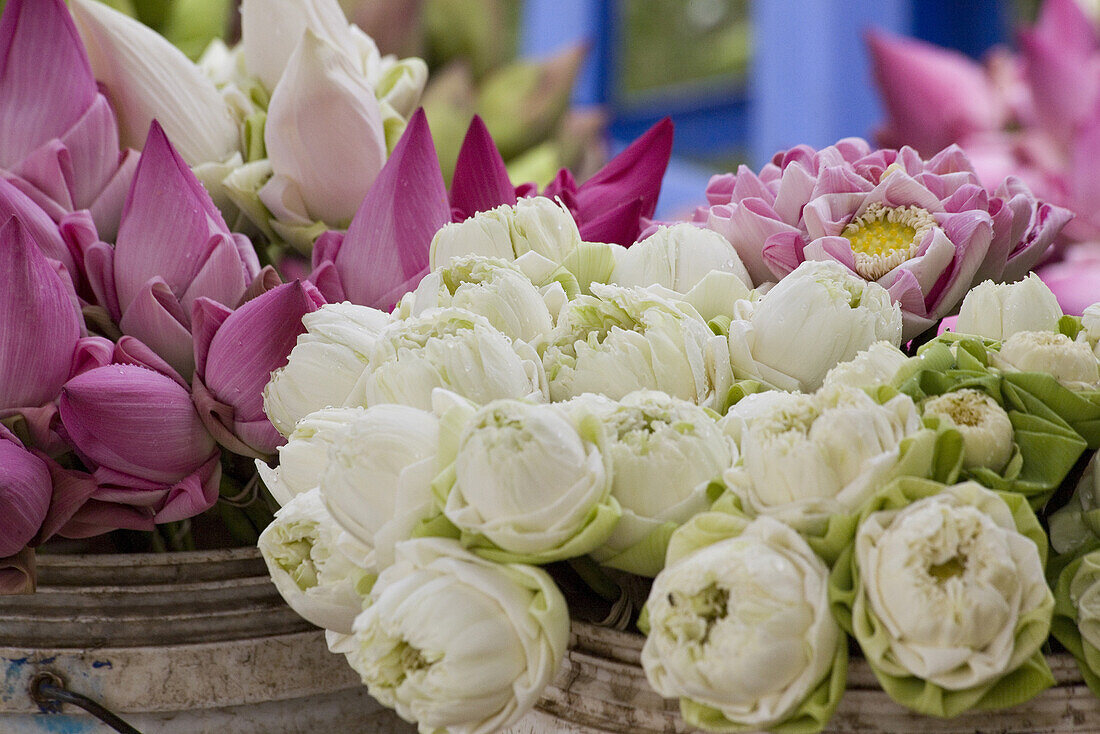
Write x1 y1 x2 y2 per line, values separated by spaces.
842 202 936 281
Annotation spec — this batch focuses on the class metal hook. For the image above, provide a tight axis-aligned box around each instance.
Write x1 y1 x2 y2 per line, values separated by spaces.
29 672 144 734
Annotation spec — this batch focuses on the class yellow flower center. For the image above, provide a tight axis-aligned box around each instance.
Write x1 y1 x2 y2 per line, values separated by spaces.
842 202 936 281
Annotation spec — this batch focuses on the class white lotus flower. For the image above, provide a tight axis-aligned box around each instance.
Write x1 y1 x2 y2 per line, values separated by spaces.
728 260 903 392
361 307 547 411
71 0 239 165
642 516 840 730
257 406 365 506
723 385 922 533
430 198 581 271
856 482 1051 689
1071 556 1100 653
441 399 618 561
264 303 392 437
823 341 909 391
347 538 568 734
542 284 733 409
320 404 440 571
402 256 554 343
260 31 387 227
609 224 752 294
579 391 736 576
258 488 373 634
922 389 1014 473
240 0 359 92
955 275 1063 341
994 331 1100 388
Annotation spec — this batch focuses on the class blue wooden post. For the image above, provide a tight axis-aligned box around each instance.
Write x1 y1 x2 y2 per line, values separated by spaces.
750 0 910 164
519 0 605 106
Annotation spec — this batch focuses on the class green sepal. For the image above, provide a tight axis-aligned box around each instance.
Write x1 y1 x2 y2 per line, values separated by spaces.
243 111 267 162
1050 550 1100 699
594 519 679 578
561 241 620 295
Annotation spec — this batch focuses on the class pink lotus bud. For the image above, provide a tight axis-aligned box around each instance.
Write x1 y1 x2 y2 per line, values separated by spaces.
192 281 324 458
0 0 136 239
85 122 260 378
59 363 217 485
309 109 449 309
0 217 82 410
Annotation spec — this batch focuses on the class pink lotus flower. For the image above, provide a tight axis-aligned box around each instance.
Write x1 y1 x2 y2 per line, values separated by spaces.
59 360 221 528
86 122 261 378
310 109 450 309
695 139 1072 339
0 0 137 242
191 281 324 459
1037 241 1100 315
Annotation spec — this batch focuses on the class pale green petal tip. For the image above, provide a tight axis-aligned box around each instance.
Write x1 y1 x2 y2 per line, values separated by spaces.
466 496 623 565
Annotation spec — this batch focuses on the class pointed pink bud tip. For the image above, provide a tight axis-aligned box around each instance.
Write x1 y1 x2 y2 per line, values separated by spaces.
570 117 674 244
330 108 450 308
0 0 97 167
451 114 516 219
60 363 217 485
0 432 51 557
0 216 82 410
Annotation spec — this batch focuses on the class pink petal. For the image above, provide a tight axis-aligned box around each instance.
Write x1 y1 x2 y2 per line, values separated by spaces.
705 199 794 285
450 115 516 220
334 109 450 307
118 278 195 379
308 260 347 303
1020 28 1100 136
0 0 97 168
59 499 155 537
0 175 78 277
1034 0 1098 65
0 435 51 556
179 233 252 315
578 198 644 246
573 118 673 227
83 239 119 320
12 139 75 212
60 363 217 484
114 334 189 388
772 162 817 224
33 457 98 544
70 336 116 377
866 28 1002 156
1039 267 1100 315
761 231 807 276
202 281 319 429
0 547 35 594
191 374 267 459
89 147 138 242
153 454 220 523
190 297 232 378
0 217 81 409
802 235 858 272
114 121 233 314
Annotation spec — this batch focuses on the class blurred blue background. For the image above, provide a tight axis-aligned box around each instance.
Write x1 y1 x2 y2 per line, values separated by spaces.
520 0 1026 217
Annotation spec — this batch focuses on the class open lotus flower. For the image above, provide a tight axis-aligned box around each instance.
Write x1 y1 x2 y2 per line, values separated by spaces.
309 109 450 309
59 361 221 529
0 0 138 242
191 280 325 460
85 122 261 379
1038 242 1100 316
696 139 1072 339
